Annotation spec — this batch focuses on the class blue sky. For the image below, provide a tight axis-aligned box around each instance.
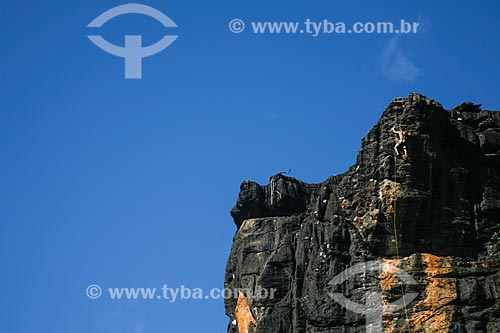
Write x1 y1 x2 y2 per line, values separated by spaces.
1 1 500 332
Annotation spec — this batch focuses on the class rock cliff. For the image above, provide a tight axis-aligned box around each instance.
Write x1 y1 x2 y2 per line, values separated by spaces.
224 93 500 333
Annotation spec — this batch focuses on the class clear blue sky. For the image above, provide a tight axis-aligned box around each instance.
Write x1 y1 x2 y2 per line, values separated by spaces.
1 1 499 332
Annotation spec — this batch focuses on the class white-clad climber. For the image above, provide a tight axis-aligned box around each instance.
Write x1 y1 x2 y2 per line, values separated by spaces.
392 127 408 160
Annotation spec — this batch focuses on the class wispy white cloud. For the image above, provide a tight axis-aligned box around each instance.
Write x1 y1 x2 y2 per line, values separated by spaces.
380 36 420 82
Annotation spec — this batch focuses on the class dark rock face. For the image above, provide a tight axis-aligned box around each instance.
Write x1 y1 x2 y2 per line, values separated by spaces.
230 175 316 229
224 93 500 333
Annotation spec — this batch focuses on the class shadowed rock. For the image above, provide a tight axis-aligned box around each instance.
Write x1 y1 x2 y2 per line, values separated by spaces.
225 93 500 333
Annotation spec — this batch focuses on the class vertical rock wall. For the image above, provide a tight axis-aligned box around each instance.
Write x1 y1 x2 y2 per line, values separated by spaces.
225 93 500 333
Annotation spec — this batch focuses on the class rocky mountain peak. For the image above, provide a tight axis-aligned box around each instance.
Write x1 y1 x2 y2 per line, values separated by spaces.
225 93 500 333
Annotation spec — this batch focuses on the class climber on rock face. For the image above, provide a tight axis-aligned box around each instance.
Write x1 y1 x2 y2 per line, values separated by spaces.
392 127 408 160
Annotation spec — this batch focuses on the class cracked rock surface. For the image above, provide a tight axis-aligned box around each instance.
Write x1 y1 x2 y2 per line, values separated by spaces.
225 93 500 333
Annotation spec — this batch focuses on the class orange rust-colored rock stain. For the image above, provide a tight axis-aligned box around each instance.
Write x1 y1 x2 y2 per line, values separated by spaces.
409 254 456 333
235 291 257 333
382 254 457 333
